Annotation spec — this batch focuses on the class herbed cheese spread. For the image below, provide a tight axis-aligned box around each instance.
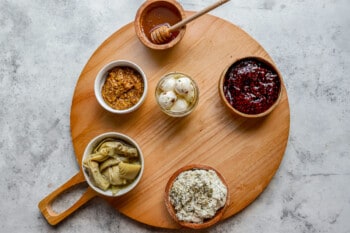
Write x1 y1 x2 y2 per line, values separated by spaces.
169 169 227 223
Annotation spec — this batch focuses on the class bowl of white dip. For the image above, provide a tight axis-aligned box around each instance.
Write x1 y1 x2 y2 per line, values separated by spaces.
164 164 229 229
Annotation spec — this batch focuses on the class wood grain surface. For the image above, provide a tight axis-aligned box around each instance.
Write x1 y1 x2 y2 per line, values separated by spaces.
69 13 290 229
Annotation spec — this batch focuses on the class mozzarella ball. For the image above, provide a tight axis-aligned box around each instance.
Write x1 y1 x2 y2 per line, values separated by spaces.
174 77 193 96
170 98 188 112
160 77 176 92
184 89 196 103
158 91 177 109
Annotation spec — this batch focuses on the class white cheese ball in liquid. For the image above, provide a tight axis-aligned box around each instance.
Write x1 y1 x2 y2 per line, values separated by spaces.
158 91 177 109
184 89 196 103
170 98 188 112
160 77 176 92
174 77 193 96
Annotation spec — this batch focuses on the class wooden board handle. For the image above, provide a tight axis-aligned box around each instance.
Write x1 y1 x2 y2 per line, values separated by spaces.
38 171 97 225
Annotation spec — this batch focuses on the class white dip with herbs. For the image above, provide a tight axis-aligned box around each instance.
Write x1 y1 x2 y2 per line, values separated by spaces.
169 169 227 223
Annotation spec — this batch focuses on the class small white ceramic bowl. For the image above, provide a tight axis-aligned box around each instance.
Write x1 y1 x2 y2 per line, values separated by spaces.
94 60 148 114
82 132 144 197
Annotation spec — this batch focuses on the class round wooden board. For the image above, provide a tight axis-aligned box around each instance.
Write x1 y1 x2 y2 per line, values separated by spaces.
70 13 290 229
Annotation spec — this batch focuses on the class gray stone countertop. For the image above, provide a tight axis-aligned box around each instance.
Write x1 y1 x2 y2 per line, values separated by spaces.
1 0 349 232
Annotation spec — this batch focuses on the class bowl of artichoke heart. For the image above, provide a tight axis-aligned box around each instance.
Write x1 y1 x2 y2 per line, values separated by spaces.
164 164 229 229
82 132 144 197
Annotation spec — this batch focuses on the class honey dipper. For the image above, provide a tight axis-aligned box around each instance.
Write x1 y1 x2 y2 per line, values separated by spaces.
150 0 230 44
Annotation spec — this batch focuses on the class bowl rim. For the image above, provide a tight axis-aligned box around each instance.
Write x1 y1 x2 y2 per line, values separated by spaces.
81 132 144 197
164 164 229 229
155 71 199 117
94 60 148 114
134 0 187 50
218 56 283 118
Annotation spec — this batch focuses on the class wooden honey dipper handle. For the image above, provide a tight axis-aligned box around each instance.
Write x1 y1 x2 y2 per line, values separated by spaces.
150 0 230 44
169 0 230 32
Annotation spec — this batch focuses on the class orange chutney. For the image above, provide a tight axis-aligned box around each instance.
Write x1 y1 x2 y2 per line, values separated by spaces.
141 4 182 44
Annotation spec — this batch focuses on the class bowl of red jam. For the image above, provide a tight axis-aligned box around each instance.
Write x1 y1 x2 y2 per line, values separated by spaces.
219 57 282 118
134 0 186 50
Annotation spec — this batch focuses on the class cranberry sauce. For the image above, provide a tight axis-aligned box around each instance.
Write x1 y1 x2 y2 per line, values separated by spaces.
223 58 281 115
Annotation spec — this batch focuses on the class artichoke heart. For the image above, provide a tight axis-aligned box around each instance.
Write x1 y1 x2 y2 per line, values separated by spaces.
102 141 138 157
88 160 110 190
118 162 141 180
88 152 109 162
102 166 127 185
99 158 121 172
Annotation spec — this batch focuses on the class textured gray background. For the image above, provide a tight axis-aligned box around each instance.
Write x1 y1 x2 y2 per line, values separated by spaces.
1 0 349 232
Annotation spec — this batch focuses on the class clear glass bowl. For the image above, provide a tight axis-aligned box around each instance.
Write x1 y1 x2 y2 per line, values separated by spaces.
155 72 199 117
